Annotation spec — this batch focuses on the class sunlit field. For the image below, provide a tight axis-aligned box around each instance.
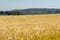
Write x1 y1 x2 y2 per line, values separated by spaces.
0 14 60 40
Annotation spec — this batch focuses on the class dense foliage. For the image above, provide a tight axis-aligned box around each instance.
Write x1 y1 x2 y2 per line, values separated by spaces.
0 8 60 15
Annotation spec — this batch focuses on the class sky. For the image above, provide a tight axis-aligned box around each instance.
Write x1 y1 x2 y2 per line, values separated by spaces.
0 0 60 11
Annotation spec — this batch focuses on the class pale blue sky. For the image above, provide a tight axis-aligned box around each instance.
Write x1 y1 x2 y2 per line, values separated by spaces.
0 0 60 10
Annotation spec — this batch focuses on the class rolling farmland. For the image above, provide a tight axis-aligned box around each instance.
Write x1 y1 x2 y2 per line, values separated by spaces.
0 14 60 40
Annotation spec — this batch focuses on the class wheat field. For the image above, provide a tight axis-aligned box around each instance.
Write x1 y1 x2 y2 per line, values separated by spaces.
0 14 60 40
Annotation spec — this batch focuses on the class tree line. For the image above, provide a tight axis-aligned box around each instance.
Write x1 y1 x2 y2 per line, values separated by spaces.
0 11 23 15
0 10 60 15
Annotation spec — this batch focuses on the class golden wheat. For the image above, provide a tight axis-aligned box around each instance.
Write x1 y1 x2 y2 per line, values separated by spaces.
0 14 60 40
